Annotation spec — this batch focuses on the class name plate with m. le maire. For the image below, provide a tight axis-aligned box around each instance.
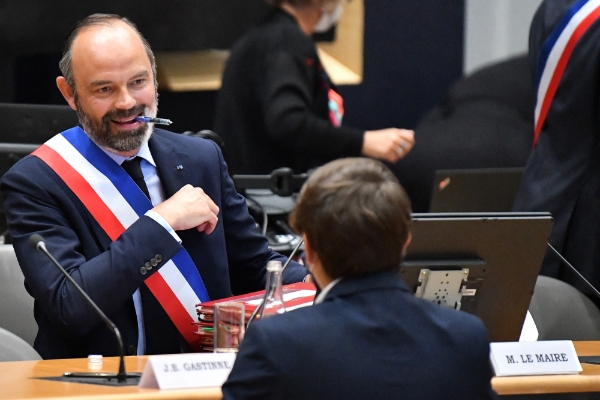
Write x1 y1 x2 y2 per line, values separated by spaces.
139 353 236 390
490 341 582 377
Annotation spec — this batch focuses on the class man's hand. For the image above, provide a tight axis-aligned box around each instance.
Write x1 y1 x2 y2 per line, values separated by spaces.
362 128 415 163
152 185 220 234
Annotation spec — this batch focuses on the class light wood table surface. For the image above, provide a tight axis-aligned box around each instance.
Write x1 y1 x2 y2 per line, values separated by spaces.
0 355 221 400
492 341 600 396
4 341 600 398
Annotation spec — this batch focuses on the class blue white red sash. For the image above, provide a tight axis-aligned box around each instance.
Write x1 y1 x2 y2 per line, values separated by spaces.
534 0 600 146
32 127 209 346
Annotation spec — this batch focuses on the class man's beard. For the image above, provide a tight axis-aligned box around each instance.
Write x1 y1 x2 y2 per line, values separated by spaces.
75 93 158 152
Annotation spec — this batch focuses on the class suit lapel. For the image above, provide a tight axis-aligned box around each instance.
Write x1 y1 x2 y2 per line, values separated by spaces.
83 131 190 252
148 131 192 198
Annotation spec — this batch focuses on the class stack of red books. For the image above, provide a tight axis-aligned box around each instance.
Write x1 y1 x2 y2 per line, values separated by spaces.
193 282 316 351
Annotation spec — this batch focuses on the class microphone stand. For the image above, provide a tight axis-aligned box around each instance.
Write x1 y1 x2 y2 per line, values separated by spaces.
547 243 600 301
30 234 141 385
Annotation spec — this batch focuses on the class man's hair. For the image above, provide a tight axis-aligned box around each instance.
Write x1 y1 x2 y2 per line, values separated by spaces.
290 158 412 279
59 13 156 89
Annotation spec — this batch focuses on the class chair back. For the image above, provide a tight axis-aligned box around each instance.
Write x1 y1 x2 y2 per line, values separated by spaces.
0 327 41 362
529 275 600 340
0 245 37 346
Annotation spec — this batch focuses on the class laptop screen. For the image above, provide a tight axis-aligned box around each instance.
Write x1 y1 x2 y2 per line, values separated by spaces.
429 168 524 213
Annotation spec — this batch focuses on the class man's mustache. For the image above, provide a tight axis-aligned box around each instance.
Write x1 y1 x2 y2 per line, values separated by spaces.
103 104 147 121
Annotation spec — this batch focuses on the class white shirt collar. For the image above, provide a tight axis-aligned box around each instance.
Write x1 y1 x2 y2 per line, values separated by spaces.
314 277 342 304
100 140 156 167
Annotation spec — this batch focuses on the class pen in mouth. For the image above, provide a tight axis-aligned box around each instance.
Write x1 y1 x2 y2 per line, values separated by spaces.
134 116 173 125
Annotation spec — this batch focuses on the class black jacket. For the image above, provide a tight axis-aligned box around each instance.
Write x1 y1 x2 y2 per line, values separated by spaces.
514 0 600 298
223 272 497 400
214 8 364 175
0 128 307 359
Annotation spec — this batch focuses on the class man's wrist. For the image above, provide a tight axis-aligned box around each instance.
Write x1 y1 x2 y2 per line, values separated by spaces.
145 210 182 243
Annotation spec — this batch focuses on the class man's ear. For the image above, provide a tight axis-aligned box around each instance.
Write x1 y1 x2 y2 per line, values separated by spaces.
402 232 412 251
302 235 317 269
56 77 77 110
402 232 412 255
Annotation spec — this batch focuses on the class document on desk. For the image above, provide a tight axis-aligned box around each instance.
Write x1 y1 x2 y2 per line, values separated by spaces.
490 341 582 377
139 353 236 390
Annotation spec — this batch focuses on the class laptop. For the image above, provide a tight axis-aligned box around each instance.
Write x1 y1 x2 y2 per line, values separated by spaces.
429 167 524 213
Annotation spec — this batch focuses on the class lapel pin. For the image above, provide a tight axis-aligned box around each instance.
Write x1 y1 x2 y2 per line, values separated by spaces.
176 165 183 170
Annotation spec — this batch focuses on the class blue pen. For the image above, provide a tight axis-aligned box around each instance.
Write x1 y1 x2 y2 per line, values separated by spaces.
134 116 173 125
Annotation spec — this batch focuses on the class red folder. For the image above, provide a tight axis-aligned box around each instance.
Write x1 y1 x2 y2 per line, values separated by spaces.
193 282 316 351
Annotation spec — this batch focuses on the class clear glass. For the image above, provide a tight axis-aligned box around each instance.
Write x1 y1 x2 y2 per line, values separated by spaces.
213 302 245 353
262 260 286 318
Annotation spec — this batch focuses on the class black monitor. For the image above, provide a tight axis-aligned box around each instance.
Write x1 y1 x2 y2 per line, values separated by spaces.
0 102 78 176
401 212 553 342
0 103 78 146
429 167 524 212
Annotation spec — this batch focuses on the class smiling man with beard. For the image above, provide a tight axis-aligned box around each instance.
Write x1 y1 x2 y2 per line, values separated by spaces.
0 13 307 359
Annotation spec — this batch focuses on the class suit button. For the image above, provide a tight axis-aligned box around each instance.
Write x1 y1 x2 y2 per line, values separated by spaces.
127 345 136 355
145 261 152 270
150 258 158 267
140 266 147 275
155 254 163 263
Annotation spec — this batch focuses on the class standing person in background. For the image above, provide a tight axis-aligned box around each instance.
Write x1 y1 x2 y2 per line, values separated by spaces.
214 0 414 175
514 0 600 301
222 158 496 400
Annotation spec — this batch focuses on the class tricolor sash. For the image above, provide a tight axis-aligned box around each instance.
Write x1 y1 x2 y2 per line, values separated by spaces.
32 127 209 346
534 0 600 146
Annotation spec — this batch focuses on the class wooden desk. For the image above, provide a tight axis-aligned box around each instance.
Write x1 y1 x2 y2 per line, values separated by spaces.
0 356 221 400
493 341 600 397
4 341 600 399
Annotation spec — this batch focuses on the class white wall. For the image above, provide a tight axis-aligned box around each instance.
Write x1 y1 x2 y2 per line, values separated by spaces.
464 0 544 74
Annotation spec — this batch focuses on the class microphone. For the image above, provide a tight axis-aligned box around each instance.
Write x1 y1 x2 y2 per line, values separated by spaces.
547 242 600 301
29 234 141 384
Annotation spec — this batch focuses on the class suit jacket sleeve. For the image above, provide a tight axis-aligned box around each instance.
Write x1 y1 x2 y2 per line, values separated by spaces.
0 155 183 339
259 50 365 160
212 140 307 294
222 322 280 400
460 317 499 399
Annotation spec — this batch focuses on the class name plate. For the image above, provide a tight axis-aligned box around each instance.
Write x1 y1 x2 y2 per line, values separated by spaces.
139 353 236 390
490 341 582 377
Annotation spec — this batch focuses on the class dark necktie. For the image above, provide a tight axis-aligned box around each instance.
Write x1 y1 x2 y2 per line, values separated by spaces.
121 157 150 199
121 157 181 354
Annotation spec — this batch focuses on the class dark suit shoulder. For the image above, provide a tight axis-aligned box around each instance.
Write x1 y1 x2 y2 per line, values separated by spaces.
1 153 61 193
151 129 224 162
153 128 219 150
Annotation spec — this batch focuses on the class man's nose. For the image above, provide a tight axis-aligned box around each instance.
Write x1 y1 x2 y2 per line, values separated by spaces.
114 87 136 110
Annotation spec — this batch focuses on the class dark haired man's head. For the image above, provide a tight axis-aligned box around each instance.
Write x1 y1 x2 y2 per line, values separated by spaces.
290 158 412 286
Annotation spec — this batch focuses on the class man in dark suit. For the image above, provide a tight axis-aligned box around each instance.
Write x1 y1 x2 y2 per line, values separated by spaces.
222 158 497 400
0 14 307 359
514 0 600 301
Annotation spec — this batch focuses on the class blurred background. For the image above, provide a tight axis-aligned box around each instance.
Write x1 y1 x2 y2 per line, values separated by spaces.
0 0 544 212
